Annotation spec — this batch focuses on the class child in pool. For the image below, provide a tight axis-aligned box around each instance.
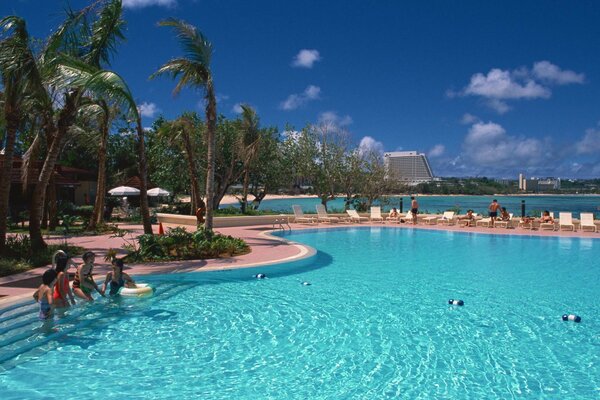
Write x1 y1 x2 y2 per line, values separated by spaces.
53 251 76 308
72 251 104 301
101 258 136 296
33 269 57 320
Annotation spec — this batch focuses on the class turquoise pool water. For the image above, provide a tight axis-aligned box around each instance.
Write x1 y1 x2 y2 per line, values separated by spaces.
1 228 598 399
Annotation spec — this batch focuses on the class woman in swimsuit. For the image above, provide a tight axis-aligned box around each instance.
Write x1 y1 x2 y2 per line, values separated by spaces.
52 251 76 308
101 258 136 296
33 269 57 320
73 251 104 301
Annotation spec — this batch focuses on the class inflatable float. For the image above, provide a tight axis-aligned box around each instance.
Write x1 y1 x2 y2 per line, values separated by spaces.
119 283 154 298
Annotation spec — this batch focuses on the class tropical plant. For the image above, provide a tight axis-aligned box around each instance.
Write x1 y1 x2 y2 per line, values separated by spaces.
237 105 261 213
152 18 218 230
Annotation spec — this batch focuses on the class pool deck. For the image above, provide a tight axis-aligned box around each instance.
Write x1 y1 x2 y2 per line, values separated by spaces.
1 220 598 306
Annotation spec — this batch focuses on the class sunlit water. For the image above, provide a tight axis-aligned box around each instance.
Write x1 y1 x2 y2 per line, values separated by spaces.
0 227 598 399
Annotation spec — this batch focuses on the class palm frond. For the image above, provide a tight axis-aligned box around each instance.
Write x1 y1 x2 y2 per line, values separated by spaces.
158 18 212 67
151 58 209 96
87 0 125 67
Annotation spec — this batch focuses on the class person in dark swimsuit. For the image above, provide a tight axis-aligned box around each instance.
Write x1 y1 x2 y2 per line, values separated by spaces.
488 199 501 227
73 252 104 301
34 269 57 320
101 258 136 296
410 196 419 225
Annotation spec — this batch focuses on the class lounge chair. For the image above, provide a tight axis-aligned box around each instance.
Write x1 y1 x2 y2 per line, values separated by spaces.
437 211 456 226
423 214 440 225
580 213 598 232
370 206 384 223
315 204 340 223
291 205 317 224
476 217 492 228
539 212 556 231
495 213 513 229
458 213 479 227
559 212 575 231
346 209 369 223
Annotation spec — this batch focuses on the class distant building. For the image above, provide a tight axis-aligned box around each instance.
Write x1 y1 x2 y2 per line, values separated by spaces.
518 173 560 192
384 151 434 185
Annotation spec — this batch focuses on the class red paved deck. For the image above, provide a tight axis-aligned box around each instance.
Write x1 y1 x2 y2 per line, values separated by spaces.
1 220 598 306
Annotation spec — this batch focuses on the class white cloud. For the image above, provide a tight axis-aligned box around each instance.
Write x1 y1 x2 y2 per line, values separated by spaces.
455 61 585 114
532 61 585 85
318 111 353 127
463 121 547 168
428 144 445 158
122 0 176 9
138 102 160 118
460 113 479 125
358 136 384 156
291 49 321 68
232 103 244 114
575 128 600 154
464 68 550 100
280 85 321 110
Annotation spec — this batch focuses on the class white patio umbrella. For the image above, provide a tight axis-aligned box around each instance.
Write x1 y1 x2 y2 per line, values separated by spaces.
147 187 171 197
108 186 140 196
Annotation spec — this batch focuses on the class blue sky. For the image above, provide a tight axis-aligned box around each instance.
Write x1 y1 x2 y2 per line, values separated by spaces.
4 0 600 178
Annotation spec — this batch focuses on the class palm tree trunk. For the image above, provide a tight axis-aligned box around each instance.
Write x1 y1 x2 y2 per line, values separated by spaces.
136 119 153 235
204 80 217 231
0 115 17 254
241 169 250 213
47 177 58 231
89 117 108 230
183 132 204 215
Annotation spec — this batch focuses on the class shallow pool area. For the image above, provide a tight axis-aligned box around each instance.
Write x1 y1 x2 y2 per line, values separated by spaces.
0 227 598 399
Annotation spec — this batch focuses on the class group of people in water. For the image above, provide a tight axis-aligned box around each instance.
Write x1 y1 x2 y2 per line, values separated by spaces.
33 251 136 321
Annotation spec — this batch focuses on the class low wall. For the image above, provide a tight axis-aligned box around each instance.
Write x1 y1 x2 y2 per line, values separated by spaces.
157 213 295 228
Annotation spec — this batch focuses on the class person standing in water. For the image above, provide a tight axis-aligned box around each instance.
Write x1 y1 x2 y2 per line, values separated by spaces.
410 196 419 225
72 252 104 301
52 252 76 308
33 269 57 320
101 258 136 296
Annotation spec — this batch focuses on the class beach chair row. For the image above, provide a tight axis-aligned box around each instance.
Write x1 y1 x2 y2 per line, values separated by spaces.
291 205 598 232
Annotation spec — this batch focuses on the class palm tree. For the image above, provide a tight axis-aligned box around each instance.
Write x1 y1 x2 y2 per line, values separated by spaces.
0 17 32 252
151 18 218 230
238 105 261 213
158 114 204 214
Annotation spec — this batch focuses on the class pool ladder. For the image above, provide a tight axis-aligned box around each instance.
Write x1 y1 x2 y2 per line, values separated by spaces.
273 217 291 231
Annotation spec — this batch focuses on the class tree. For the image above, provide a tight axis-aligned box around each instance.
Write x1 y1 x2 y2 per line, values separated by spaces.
237 105 261 213
339 150 365 210
152 18 218 230
157 113 204 214
0 16 35 252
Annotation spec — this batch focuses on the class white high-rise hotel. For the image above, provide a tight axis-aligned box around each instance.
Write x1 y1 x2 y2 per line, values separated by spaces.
383 151 434 185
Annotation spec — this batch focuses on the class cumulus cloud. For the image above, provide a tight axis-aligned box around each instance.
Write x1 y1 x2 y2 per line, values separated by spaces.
428 144 445 158
463 121 548 168
454 61 584 113
532 61 585 85
464 68 550 100
280 85 321 110
575 128 600 154
358 136 384 156
138 102 160 118
291 49 321 68
122 0 176 9
318 111 353 127
232 103 244 114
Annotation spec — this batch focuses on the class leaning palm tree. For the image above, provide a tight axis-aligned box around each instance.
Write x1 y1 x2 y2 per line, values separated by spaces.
151 18 218 230
157 113 204 214
237 105 261 213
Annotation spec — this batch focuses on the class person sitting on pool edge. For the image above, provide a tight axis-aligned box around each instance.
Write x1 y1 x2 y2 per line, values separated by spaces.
72 251 104 301
101 258 136 296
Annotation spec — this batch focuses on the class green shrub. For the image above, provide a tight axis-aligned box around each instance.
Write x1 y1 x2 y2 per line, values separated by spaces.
125 226 249 262
0 234 85 277
74 205 94 219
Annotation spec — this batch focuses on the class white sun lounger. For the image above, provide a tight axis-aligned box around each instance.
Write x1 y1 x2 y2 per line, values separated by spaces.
495 213 514 229
559 212 575 231
476 217 492 228
580 213 598 232
346 209 369 223
437 211 456 225
539 212 556 231
292 205 317 224
370 206 384 223
423 214 440 225
316 204 340 223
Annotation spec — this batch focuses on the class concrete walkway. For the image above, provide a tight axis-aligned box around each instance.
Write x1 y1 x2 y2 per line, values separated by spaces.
1 220 598 306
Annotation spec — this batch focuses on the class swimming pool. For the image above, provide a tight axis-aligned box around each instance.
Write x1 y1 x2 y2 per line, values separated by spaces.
0 228 598 398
